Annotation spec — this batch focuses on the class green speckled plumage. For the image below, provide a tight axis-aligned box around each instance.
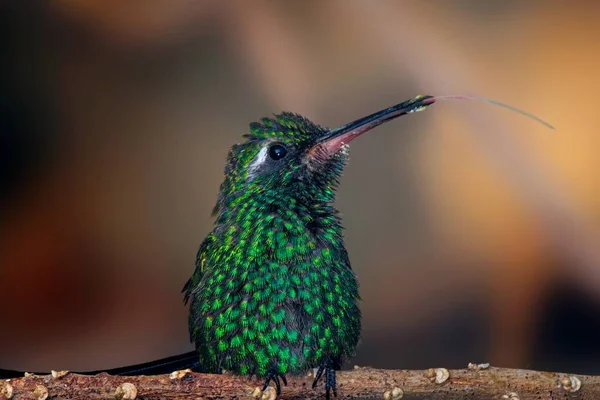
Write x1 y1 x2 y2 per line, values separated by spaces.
184 112 361 377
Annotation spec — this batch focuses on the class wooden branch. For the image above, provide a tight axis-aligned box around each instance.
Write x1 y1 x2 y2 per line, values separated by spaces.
1 364 597 400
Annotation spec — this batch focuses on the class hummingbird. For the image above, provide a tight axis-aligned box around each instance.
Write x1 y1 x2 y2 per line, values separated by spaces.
0 95 436 395
181 95 436 398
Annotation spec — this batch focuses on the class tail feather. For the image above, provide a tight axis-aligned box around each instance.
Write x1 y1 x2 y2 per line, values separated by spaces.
0 351 199 379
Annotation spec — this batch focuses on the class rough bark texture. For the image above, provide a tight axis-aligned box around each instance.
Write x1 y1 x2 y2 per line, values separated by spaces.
0 365 596 400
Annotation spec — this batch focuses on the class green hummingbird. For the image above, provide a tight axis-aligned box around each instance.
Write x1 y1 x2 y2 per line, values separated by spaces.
0 95 435 391
182 95 436 398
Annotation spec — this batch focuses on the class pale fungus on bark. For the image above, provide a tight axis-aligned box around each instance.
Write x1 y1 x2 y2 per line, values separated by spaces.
50 370 69 379
501 392 520 400
1 382 13 399
250 386 263 398
391 387 404 399
169 368 192 380
426 368 449 384
559 375 582 392
115 382 138 400
468 362 490 371
384 386 405 399
260 386 277 400
33 384 48 400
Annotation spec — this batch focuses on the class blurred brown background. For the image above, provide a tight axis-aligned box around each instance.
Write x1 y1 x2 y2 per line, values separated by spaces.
2 1 600 374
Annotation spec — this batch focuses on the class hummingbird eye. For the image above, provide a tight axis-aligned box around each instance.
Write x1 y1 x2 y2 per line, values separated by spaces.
268 144 287 160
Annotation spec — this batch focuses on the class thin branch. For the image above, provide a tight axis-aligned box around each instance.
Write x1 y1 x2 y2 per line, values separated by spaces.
1 365 596 399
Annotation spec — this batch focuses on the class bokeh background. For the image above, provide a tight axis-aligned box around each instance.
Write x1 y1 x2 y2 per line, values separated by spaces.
2 1 600 374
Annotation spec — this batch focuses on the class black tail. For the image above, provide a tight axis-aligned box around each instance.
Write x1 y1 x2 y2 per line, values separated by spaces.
0 351 199 379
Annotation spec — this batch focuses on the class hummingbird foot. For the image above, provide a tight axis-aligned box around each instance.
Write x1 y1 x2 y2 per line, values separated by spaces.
311 361 337 399
262 370 288 395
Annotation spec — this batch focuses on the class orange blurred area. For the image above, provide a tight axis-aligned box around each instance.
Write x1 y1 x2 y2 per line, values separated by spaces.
2 1 600 373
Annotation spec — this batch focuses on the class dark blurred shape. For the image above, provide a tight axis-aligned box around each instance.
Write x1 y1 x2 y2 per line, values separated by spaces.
534 279 600 375
0 1 58 207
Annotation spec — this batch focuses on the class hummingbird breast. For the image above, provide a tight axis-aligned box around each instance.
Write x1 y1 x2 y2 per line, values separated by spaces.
188 197 361 377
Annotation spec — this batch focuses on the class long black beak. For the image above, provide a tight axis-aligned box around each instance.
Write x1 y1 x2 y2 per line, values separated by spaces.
314 95 435 154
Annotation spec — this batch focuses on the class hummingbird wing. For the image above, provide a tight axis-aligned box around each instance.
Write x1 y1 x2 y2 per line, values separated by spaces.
182 233 217 304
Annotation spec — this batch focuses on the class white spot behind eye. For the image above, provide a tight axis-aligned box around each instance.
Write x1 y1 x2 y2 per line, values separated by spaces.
247 146 268 179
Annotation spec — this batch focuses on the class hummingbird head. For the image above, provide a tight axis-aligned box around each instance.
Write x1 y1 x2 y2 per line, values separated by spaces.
213 96 434 215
